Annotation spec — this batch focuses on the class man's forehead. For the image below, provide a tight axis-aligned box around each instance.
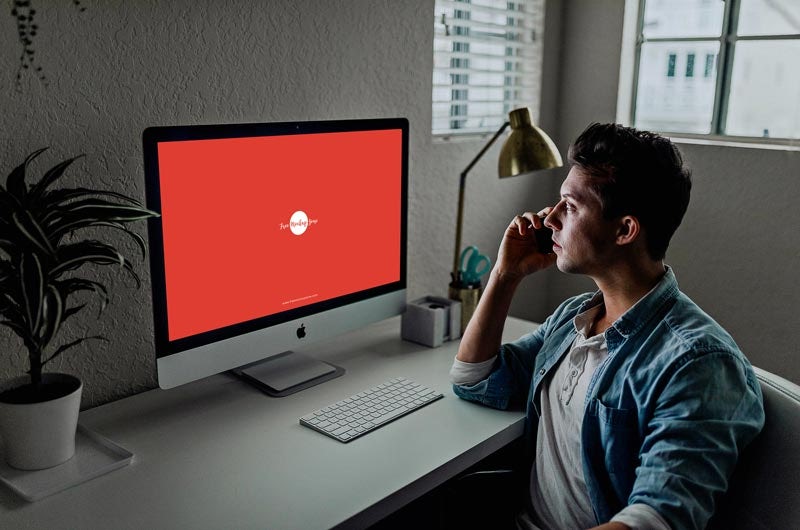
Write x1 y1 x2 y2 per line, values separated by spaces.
560 166 600 203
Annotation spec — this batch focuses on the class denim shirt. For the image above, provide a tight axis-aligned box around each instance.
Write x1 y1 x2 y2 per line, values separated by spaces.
453 268 765 529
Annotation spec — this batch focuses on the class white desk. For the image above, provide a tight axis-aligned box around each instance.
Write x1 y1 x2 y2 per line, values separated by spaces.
0 316 534 529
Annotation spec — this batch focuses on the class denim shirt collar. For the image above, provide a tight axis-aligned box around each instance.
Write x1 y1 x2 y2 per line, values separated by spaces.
575 266 679 343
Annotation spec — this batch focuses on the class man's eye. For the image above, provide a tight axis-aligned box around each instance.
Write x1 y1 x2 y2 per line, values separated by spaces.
565 204 575 212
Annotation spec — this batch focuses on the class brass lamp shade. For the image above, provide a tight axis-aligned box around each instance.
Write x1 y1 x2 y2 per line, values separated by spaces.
498 107 562 177
450 107 563 296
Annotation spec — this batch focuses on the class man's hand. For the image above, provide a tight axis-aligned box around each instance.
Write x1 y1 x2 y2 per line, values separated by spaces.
495 210 557 281
456 209 557 364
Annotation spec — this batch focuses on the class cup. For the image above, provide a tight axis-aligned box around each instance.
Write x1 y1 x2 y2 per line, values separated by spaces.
448 284 481 335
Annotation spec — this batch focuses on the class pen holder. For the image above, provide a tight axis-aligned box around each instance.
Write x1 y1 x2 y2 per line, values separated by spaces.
401 296 462 347
448 283 481 335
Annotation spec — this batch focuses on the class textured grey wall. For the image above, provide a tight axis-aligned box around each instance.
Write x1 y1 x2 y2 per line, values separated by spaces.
536 0 800 383
668 142 800 383
0 0 435 407
1 1 556 407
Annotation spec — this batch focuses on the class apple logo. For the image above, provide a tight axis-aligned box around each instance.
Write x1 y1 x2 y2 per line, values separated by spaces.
296 324 306 339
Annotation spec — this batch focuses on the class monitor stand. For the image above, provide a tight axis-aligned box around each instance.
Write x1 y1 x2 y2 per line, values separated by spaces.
230 351 345 397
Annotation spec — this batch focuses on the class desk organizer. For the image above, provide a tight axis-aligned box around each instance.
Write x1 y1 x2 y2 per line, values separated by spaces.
0 424 133 502
401 296 462 347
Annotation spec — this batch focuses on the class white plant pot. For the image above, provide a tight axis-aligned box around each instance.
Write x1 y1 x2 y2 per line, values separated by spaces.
0 373 83 470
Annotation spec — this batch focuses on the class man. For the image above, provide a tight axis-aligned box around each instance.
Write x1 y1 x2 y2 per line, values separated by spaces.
450 123 764 529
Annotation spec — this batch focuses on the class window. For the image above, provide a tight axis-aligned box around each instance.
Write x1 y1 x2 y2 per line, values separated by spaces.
630 0 800 140
432 0 546 136
704 53 714 77
667 53 677 77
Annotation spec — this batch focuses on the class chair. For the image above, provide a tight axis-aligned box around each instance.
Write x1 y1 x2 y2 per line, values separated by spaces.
710 366 800 529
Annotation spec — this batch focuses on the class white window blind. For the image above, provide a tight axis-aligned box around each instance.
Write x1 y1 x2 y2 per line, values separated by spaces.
432 0 546 136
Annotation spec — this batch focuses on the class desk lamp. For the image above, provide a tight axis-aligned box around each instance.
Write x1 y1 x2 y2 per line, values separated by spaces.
449 107 563 329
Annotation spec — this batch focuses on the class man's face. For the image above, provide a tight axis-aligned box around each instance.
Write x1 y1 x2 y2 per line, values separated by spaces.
544 166 620 275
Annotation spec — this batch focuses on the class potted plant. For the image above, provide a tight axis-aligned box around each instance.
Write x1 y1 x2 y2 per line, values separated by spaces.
0 148 158 470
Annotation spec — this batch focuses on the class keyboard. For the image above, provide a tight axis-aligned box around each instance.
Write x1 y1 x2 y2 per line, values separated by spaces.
299 377 444 442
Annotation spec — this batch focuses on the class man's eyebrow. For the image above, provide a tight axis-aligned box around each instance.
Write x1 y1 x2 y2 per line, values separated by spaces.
560 191 586 202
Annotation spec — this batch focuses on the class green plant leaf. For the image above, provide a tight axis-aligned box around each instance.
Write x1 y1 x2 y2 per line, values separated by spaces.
0 185 22 216
55 277 110 315
51 239 123 270
0 291 12 317
44 200 159 244
64 202 160 222
0 290 29 344
37 284 63 349
0 259 12 283
28 155 85 200
43 187 145 209
1 290 20 311
5 147 48 201
56 277 110 298
12 209 56 257
1 298 27 332
51 240 142 288
88 221 148 258
0 318 27 341
0 238 14 257
42 335 108 366
62 303 88 323
19 251 44 333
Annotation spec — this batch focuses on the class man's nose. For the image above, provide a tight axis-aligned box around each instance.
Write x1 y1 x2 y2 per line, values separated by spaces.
543 205 560 230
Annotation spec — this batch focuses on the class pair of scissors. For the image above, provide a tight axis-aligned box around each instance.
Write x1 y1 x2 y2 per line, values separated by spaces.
459 245 491 286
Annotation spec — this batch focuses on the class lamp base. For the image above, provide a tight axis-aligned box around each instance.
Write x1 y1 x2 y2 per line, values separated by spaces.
448 284 482 335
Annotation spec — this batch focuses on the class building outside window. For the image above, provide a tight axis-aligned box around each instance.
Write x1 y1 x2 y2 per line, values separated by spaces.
630 0 800 140
704 53 715 77
432 0 546 136
667 53 677 77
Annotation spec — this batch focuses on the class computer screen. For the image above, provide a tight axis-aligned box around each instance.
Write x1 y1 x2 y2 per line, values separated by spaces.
143 117 408 394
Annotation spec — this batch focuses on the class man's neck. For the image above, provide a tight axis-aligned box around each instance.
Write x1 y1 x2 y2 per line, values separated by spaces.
590 261 666 336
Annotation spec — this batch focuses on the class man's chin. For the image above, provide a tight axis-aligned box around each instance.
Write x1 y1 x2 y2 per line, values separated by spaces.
555 257 580 275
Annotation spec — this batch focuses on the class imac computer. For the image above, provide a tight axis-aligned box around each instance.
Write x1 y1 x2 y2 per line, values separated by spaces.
143 117 408 395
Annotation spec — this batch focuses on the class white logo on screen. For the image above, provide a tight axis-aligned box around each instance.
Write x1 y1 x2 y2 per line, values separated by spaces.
289 210 309 235
279 210 318 235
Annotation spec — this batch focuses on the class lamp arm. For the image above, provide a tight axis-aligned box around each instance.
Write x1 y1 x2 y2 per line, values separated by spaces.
452 121 510 281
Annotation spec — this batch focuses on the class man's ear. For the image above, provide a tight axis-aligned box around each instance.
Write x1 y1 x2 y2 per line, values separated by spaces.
616 215 640 246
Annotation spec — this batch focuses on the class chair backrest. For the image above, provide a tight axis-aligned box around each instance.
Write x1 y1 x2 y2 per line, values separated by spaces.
710 367 800 529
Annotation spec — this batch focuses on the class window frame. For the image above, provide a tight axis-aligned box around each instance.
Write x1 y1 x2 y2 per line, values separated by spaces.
625 0 800 145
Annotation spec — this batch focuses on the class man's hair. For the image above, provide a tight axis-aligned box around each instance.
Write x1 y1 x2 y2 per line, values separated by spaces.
567 123 692 261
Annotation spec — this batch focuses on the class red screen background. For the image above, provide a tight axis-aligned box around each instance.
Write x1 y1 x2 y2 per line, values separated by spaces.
157 129 403 340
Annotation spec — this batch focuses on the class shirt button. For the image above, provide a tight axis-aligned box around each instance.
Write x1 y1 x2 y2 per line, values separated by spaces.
539 368 546 376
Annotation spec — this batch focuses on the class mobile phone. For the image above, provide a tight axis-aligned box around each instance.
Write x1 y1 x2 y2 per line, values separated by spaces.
534 223 554 254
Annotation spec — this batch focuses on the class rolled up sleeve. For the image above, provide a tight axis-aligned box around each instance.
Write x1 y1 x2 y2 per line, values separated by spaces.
451 325 545 411
611 503 671 530
449 355 498 386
